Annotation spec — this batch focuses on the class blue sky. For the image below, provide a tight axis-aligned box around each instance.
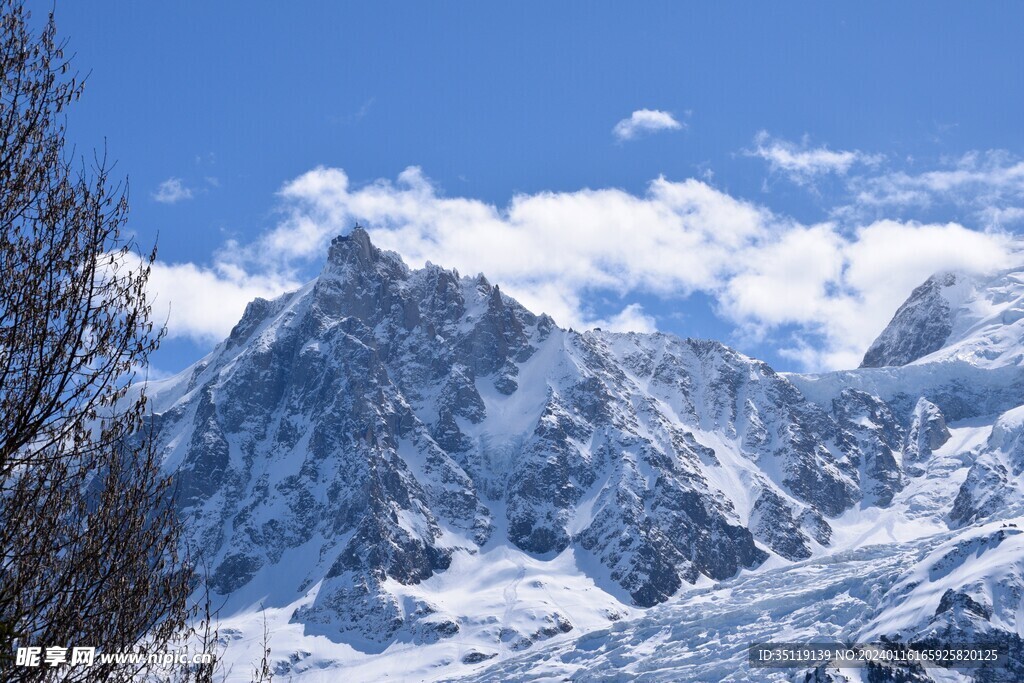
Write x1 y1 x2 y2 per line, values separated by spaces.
50 1 1024 374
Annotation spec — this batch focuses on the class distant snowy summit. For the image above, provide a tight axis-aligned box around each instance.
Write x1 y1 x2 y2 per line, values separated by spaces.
142 229 1024 681
862 267 1024 369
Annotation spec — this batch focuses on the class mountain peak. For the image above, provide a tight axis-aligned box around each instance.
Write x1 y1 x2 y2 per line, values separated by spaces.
327 226 377 268
861 266 1024 369
860 271 961 368
322 225 410 288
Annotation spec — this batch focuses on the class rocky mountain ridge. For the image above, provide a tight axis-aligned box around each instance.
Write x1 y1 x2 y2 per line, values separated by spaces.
143 230 1024 681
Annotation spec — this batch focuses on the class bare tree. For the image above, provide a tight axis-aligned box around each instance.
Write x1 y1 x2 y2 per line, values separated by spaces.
251 606 274 683
0 2 202 680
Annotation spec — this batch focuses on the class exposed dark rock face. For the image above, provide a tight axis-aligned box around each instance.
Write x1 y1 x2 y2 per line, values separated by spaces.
749 488 813 560
797 508 833 546
902 398 950 477
861 272 958 368
951 408 1024 526
176 386 231 507
832 389 906 507
936 587 992 620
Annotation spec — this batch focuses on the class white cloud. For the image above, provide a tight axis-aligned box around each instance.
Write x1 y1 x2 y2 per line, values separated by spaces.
144 259 299 343
275 166 772 332
143 159 1020 371
980 206 1024 227
130 362 174 382
265 166 1016 371
152 177 193 204
727 220 1014 370
749 131 883 184
848 151 1024 225
613 109 684 141
591 304 658 334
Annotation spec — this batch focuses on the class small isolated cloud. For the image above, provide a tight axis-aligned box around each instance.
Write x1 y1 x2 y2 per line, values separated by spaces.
349 97 375 123
749 132 883 184
591 303 658 334
152 178 193 204
613 109 683 141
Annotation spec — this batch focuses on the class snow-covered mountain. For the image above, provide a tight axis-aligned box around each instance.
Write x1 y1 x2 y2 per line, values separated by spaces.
861 268 1024 370
144 231 1024 681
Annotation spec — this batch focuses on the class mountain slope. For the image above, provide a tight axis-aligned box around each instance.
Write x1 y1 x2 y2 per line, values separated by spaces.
457 264 1024 683
793 265 1024 542
861 267 1024 370
144 232 1024 681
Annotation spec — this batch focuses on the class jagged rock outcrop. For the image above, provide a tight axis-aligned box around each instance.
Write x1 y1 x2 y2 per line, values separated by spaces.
951 406 1024 526
831 389 906 507
903 397 951 476
861 272 958 368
